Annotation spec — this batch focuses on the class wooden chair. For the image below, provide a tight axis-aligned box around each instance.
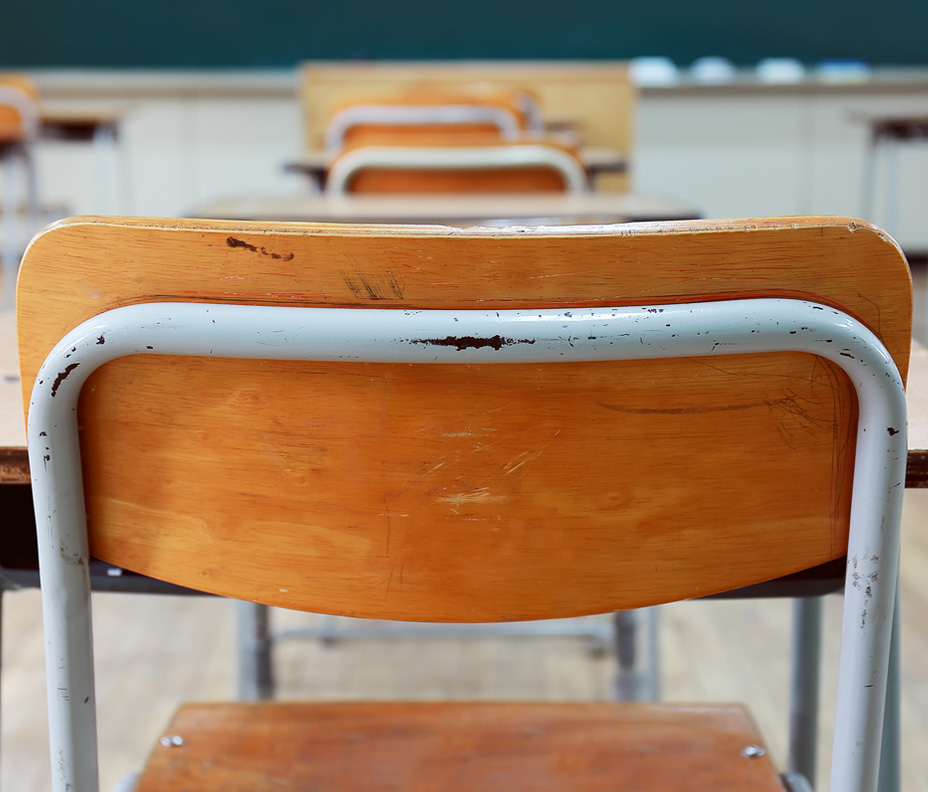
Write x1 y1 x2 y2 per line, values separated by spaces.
324 90 541 155
18 216 910 792
325 138 589 194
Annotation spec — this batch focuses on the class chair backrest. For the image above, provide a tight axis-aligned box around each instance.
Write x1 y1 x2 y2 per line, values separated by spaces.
19 217 911 792
324 91 535 155
18 215 910 618
325 139 589 195
0 73 40 144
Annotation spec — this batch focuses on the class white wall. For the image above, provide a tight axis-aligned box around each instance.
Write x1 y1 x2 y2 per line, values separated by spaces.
636 79 928 249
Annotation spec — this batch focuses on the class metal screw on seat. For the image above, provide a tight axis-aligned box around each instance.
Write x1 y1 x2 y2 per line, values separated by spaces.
741 745 767 759
160 735 185 747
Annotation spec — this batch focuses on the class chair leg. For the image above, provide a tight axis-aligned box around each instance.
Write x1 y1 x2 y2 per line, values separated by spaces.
235 601 275 701
787 597 823 785
2 154 18 310
877 586 901 792
613 608 659 701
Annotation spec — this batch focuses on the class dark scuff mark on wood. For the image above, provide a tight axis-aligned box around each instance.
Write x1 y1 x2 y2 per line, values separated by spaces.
51 364 79 397
342 272 405 301
411 335 537 352
226 236 295 262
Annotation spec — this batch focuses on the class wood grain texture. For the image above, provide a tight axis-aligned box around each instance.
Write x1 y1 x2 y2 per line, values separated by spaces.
134 701 783 791
16 217 912 620
300 61 636 191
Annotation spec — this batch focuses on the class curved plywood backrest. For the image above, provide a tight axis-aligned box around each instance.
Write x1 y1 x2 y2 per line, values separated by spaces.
325 91 532 154
0 73 40 143
17 217 912 621
326 139 588 195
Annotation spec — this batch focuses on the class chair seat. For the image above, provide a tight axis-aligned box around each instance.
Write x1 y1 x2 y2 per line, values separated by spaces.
135 701 785 791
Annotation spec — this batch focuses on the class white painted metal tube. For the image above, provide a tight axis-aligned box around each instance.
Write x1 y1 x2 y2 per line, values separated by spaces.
325 103 523 154
29 298 906 792
325 143 590 195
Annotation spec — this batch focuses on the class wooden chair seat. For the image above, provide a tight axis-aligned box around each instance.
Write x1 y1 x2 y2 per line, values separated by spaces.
135 701 784 791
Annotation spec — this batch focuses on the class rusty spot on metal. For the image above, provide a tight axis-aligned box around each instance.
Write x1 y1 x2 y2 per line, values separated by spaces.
411 335 536 352
51 364 79 397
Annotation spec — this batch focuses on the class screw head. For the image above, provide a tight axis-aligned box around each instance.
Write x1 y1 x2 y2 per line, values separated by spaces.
741 745 767 759
160 735 185 747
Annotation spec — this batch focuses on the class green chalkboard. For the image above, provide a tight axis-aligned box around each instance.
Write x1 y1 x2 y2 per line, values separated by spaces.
3 0 926 68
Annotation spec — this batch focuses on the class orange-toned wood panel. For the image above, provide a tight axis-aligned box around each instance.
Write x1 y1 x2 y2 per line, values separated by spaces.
135 702 784 791
300 61 636 191
16 217 912 620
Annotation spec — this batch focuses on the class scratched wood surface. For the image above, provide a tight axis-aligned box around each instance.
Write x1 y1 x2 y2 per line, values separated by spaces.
16 217 912 620
134 701 783 791
300 61 636 191
331 138 585 194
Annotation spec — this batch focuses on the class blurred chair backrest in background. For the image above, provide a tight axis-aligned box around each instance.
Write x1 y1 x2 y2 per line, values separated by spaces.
325 138 589 194
324 90 541 155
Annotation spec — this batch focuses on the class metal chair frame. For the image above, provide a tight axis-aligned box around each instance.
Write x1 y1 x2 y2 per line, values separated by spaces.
325 142 590 196
28 297 906 792
325 103 525 155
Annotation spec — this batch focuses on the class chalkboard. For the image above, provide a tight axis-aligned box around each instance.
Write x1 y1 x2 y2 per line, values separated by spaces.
3 0 926 68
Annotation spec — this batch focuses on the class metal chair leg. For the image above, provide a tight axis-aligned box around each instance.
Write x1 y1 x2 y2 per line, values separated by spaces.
788 597 823 785
236 601 274 701
613 608 659 701
878 585 901 792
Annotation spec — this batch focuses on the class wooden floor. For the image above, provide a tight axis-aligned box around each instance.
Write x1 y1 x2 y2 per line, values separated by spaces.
4 265 928 792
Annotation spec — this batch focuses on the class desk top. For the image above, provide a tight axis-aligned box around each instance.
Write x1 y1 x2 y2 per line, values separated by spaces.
190 192 699 225
858 115 928 142
284 146 628 180
40 105 125 142
3 303 928 486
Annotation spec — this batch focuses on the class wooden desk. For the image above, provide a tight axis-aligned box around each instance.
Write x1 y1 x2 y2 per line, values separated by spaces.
284 146 628 191
190 192 697 225
299 62 637 192
40 107 122 143
39 105 132 214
